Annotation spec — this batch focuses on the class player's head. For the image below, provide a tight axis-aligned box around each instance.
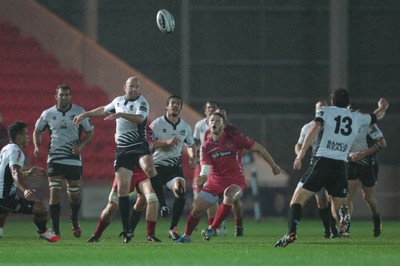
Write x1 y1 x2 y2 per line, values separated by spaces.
203 101 219 118
330 88 349 108
124 77 141 100
208 112 225 136
8 121 29 148
315 100 328 113
55 84 72 109
215 107 228 122
166 95 183 116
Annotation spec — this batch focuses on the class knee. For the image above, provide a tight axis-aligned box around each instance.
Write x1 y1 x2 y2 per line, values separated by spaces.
223 185 242 204
33 202 48 217
191 207 204 219
144 192 158 208
49 180 62 190
173 181 186 199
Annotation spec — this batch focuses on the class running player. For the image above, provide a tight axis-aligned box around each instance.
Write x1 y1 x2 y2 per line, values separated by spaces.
347 103 386 237
275 89 389 247
294 101 338 238
176 112 284 243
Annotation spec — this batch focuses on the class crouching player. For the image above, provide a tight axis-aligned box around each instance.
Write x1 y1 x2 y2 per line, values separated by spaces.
0 121 59 242
87 165 159 243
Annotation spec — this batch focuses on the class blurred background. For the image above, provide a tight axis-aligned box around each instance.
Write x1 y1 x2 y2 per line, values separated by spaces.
0 0 399 220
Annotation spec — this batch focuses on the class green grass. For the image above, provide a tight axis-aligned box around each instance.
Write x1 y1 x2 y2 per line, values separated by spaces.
0 218 399 266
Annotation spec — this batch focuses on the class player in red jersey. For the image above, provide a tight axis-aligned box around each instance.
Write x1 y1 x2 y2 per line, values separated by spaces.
87 126 160 243
87 166 159 243
176 112 284 243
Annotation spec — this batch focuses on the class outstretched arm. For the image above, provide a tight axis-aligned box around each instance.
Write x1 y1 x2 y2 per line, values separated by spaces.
251 142 284 175
73 106 107 125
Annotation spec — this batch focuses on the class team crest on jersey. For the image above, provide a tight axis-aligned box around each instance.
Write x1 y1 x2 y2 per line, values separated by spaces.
52 116 57 120
60 120 68 129
69 115 75 120
180 130 186 136
162 129 167 133
129 105 134 111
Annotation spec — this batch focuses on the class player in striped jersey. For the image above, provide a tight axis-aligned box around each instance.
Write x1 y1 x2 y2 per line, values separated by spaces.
146 95 197 240
346 103 386 237
275 88 389 247
0 121 59 242
295 101 338 238
73 77 160 243
33 84 94 238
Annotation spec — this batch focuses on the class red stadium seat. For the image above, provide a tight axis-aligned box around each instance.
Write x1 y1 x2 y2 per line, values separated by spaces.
0 20 115 181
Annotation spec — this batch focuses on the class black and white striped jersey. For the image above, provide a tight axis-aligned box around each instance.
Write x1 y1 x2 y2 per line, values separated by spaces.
0 143 24 198
35 104 94 166
150 115 194 167
104 95 149 149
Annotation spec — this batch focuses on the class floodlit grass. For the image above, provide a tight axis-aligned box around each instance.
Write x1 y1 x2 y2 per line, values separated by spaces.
0 218 399 266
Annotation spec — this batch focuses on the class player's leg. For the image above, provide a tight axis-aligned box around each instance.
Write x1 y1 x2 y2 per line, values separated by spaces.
315 188 331 238
232 199 244 236
142 157 169 218
347 179 359 214
88 188 119 242
48 175 63 236
204 184 242 240
66 177 82 238
116 167 134 243
16 197 59 243
362 185 381 236
0 212 8 237
137 179 160 242
332 196 351 237
168 177 186 237
176 193 215 243
275 187 314 247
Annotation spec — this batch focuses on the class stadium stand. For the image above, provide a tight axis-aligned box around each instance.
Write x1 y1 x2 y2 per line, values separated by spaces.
0 20 116 181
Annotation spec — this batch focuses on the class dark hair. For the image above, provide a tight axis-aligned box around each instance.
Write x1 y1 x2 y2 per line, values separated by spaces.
166 95 183 109
211 112 225 122
331 88 349 108
56 84 71 94
203 101 219 111
8 121 26 141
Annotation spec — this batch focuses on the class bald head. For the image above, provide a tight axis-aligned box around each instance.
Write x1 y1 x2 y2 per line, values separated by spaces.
124 77 141 100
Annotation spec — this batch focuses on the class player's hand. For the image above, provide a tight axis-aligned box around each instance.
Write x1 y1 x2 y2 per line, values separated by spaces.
349 151 365 162
72 144 83 155
160 206 170 217
293 157 302 170
27 167 46 179
378 98 389 110
73 114 84 125
195 175 207 187
33 148 41 157
272 165 285 175
24 189 38 201
167 137 179 146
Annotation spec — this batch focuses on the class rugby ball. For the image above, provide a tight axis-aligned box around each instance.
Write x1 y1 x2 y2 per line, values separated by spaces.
156 9 175 34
